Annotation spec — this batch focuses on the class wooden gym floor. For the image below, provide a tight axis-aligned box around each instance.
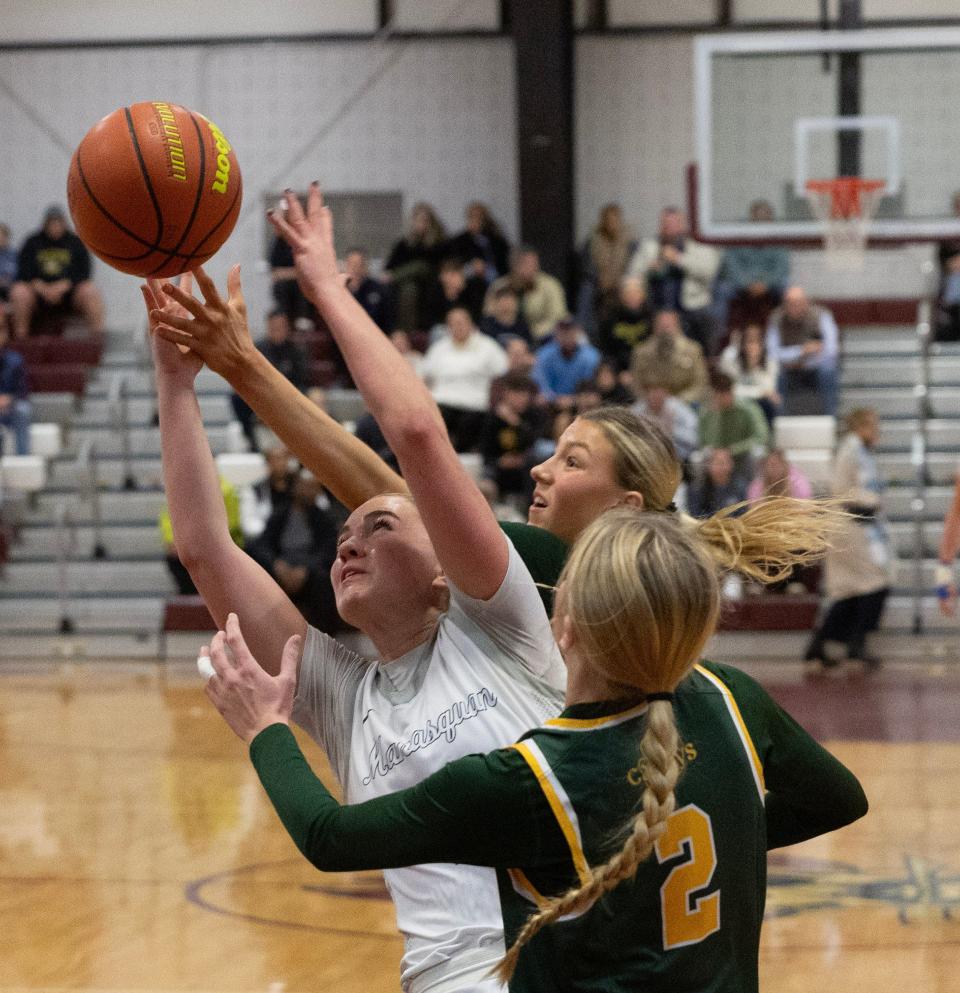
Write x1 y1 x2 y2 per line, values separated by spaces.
1 653 958 993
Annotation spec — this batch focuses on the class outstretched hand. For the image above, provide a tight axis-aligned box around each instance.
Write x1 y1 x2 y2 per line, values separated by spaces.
203 613 301 745
151 265 256 379
268 183 343 304
141 273 203 382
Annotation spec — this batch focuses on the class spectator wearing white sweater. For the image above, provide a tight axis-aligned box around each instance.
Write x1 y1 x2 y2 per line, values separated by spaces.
420 306 508 452
719 323 781 425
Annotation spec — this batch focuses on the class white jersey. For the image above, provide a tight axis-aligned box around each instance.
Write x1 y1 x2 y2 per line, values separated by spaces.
292 542 566 993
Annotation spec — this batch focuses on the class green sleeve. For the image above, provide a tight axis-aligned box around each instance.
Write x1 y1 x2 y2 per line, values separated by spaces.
498 521 569 615
249 723 565 872
702 662 868 849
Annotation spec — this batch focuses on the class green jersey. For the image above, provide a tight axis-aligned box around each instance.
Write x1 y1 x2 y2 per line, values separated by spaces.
498 521 568 615
251 661 866 993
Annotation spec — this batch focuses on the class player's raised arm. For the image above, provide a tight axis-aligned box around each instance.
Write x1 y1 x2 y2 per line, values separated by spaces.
152 264 406 511
269 184 509 602
144 276 306 675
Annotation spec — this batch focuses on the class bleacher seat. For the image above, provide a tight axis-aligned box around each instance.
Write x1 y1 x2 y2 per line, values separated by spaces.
215 452 267 487
13 334 103 366
28 364 88 395
158 594 217 659
717 594 819 631
0 455 46 492
29 423 62 457
774 415 836 492
0 422 61 460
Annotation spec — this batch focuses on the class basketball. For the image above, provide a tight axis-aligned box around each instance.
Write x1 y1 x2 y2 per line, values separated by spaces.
66 101 242 278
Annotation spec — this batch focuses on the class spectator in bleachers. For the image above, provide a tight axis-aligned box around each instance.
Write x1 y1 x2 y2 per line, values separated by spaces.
0 318 31 455
746 448 812 501
594 358 633 406
485 246 568 342
384 202 447 331
714 199 790 336
0 224 18 312
230 310 308 452
242 445 298 540
719 323 781 426
343 247 393 332
935 191 960 342
245 470 340 633
766 286 839 416
479 372 542 507
687 447 748 518
420 306 508 452
630 309 708 407
445 201 510 282
10 206 104 340
424 257 487 330
479 284 531 346
595 275 652 374
532 318 601 407
697 370 769 480
579 203 637 328
571 377 603 415
627 206 720 356
503 335 536 376
160 477 243 595
805 408 891 671
631 381 698 465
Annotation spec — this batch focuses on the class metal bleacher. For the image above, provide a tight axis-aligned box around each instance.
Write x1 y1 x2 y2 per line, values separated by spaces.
0 328 369 659
840 316 960 637
1 306 958 661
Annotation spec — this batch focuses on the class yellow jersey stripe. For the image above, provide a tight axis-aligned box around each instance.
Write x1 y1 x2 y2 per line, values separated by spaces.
512 740 592 886
507 868 547 908
694 664 766 801
544 702 648 731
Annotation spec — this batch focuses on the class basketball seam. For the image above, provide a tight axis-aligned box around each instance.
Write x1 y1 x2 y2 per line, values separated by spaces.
124 105 165 248
146 111 208 277
74 151 164 260
187 180 242 258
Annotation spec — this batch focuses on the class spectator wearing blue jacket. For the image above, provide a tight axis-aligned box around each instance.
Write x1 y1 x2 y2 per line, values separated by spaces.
532 318 601 406
0 318 31 454
714 199 790 334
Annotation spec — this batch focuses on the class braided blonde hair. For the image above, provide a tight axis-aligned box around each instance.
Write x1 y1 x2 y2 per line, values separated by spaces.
495 497 847 982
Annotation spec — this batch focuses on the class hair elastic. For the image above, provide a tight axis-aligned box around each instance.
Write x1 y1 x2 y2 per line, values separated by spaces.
646 691 675 703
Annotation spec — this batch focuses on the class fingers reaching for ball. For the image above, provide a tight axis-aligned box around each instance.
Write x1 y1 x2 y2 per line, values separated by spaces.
268 181 340 300
203 613 301 745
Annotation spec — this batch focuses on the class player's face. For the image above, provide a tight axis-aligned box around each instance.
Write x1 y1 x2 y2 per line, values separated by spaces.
529 418 628 545
331 495 443 628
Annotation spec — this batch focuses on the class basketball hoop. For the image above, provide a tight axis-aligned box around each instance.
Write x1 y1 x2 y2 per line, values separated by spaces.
804 177 885 271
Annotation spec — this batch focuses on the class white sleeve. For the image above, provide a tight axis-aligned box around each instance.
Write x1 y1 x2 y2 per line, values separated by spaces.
291 625 373 787
445 541 561 680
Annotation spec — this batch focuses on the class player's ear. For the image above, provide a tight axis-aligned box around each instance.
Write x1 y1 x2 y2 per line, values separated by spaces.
555 612 577 655
430 573 450 612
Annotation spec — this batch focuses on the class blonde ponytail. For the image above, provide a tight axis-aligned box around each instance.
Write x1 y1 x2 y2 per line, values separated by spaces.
495 700 682 983
694 496 848 585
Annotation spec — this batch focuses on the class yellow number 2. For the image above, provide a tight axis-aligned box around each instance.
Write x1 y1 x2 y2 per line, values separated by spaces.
654 804 720 950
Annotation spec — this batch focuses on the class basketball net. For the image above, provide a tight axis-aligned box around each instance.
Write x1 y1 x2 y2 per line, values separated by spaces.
804 177 884 271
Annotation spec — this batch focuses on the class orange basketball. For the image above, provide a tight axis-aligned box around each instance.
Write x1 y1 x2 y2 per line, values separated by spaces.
67 101 242 278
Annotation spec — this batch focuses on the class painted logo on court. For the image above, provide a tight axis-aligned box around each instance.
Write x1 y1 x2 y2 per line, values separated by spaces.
767 852 960 922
